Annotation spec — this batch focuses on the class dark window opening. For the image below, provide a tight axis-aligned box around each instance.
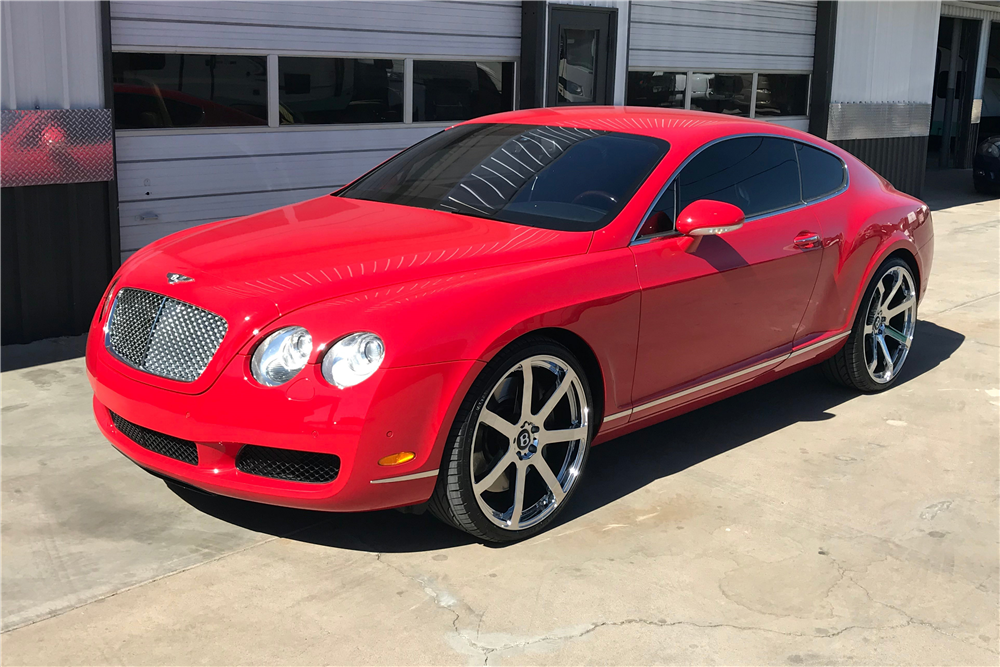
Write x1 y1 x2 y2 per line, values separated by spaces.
278 57 403 125
413 61 515 122
626 71 687 109
754 74 809 117
112 53 267 129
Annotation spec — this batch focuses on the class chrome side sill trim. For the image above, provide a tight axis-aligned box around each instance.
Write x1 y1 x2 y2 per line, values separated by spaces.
603 410 631 423
370 469 439 485
632 356 784 416
628 330 850 419
787 331 850 358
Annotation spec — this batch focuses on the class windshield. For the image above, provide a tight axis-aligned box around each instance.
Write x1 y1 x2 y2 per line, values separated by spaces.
338 123 669 231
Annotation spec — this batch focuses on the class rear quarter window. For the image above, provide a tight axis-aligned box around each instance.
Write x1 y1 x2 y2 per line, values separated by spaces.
796 143 847 201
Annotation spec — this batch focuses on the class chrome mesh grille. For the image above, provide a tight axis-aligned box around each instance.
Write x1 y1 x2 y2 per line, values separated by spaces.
106 287 227 382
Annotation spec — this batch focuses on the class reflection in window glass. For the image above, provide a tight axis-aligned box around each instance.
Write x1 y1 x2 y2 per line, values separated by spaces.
557 29 597 104
340 123 669 232
677 137 800 217
754 74 810 117
689 73 752 116
412 61 514 122
626 71 687 109
112 53 267 129
278 57 403 125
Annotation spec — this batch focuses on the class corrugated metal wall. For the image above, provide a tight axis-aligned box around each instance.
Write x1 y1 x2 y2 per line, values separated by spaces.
110 0 520 256
830 1 940 105
628 1 817 71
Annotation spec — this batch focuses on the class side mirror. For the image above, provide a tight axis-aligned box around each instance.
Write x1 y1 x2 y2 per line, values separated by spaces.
675 199 745 236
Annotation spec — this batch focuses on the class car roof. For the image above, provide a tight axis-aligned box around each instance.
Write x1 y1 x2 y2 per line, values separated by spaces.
461 106 821 152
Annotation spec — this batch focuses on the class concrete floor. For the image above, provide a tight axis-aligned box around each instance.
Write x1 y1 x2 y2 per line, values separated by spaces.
2 170 998 665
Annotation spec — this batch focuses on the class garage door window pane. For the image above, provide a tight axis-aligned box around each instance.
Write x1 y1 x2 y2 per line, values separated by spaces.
278 57 403 125
677 137 800 218
413 61 514 122
689 73 752 117
626 71 686 109
754 74 810 117
796 143 847 201
112 53 268 129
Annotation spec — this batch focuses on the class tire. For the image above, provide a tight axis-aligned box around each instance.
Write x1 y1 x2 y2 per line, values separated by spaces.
822 257 918 392
428 336 595 543
974 179 991 195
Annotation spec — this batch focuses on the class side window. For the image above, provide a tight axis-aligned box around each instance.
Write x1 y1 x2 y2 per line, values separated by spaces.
637 181 676 238
796 143 847 201
676 137 801 218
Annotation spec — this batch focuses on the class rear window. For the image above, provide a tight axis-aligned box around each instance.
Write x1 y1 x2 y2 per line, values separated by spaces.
338 123 669 231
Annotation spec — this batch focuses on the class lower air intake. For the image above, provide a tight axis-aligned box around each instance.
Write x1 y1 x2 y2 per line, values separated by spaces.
110 411 199 466
236 445 340 484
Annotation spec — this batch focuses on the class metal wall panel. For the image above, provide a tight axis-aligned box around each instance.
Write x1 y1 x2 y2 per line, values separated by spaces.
110 1 521 58
116 125 444 254
830 1 940 104
628 1 817 71
833 135 928 197
1 0 104 110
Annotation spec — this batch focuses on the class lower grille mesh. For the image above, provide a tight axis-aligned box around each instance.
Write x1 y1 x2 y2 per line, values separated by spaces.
236 445 340 484
110 411 199 466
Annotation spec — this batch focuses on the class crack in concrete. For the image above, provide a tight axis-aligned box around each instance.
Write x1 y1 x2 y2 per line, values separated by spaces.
373 551 998 665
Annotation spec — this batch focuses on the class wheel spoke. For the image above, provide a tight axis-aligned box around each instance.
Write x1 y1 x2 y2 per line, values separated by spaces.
877 334 894 377
864 322 874 335
541 425 589 445
884 296 915 320
520 362 534 421
536 369 578 423
882 272 902 309
883 325 909 346
532 457 566 504
474 452 512 495
509 464 526 528
479 408 517 439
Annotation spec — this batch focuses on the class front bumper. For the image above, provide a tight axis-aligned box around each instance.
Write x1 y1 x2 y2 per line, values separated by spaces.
88 334 481 511
973 155 1000 184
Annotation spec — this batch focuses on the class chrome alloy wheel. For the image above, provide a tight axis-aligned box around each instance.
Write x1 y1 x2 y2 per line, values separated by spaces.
863 265 917 384
470 355 589 531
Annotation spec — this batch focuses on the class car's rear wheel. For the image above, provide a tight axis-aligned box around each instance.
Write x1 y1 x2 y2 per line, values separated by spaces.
429 337 594 542
823 257 917 392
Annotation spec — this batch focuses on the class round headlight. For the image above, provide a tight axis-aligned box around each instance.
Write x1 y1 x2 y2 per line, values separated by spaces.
979 140 1000 158
321 332 385 388
250 326 313 387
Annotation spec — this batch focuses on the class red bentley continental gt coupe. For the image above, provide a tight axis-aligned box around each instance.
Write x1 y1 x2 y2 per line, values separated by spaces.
88 107 933 542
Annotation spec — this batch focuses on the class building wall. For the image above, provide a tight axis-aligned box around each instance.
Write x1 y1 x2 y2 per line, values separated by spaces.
111 0 520 257
0 0 116 344
820 0 941 196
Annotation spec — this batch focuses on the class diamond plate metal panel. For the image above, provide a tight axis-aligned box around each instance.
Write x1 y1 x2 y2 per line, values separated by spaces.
1 108 114 187
826 103 931 141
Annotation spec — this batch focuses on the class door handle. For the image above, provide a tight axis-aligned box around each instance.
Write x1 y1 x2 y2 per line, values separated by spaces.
793 232 822 250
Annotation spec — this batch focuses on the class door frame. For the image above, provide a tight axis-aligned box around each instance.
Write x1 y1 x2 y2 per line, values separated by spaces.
546 6 617 107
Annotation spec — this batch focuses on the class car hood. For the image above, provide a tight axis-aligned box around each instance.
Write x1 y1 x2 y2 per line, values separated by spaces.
121 194 592 326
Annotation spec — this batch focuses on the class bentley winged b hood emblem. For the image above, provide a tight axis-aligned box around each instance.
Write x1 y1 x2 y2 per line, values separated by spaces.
167 272 194 284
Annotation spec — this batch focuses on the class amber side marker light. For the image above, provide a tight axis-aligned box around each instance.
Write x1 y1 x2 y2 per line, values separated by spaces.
378 452 415 466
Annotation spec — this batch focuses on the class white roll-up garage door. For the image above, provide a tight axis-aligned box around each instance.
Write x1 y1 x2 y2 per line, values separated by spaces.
629 1 817 71
110 1 521 257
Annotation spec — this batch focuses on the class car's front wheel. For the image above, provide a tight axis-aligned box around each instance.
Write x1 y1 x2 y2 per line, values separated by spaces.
429 337 594 542
823 257 918 391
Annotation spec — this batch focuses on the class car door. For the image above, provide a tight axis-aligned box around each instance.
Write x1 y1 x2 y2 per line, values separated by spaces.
628 135 825 417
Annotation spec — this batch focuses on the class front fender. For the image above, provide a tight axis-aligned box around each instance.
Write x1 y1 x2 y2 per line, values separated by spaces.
268 247 641 425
